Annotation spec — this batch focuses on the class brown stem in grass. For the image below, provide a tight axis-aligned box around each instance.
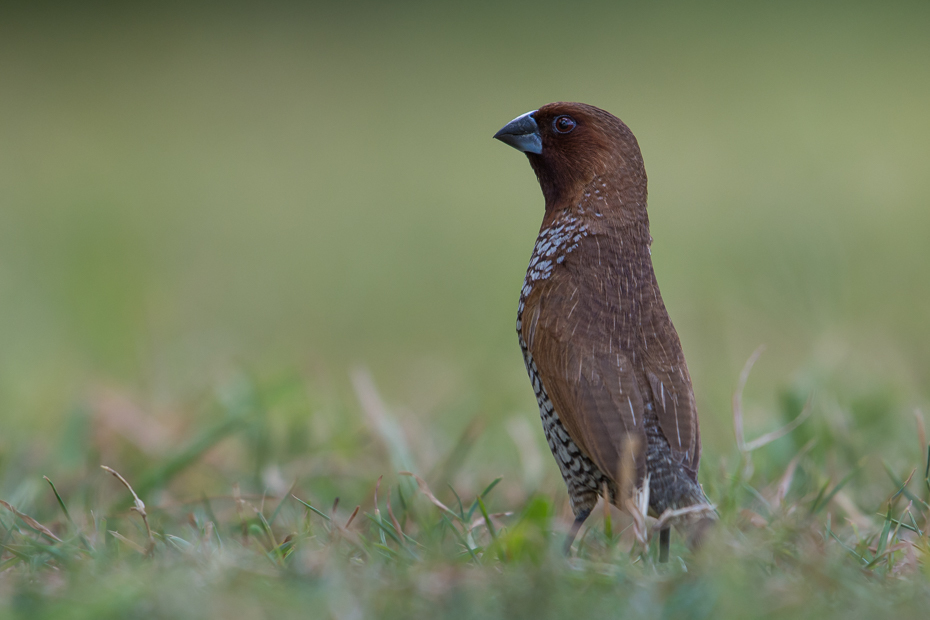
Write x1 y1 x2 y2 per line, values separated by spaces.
386 488 404 543
101 465 155 555
733 345 766 453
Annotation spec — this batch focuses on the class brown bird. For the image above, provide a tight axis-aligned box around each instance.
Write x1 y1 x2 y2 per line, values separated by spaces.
494 102 711 559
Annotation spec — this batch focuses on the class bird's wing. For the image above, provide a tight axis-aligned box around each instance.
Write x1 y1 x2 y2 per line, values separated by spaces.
522 287 648 483
644 352 700 473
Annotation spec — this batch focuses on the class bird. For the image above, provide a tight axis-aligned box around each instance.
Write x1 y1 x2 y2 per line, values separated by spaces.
493 102 712 559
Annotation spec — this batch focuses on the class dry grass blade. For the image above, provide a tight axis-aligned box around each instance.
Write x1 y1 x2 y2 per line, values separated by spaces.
0 500 63 542
399 471 457 517
624 474 651 546
386 488 404 542
345 505 360 529
832 490 873 529
653 503 718 533
741 509 768 528
466 512 513 536
306 495 366 555
602 482 612 539
773 438 816 506
615 435 640 510
743 395 813 453
108 529 147 554
101 465 155 554
373 476 383 521
897 468 917 496
733 345 766 452
636 474 650 523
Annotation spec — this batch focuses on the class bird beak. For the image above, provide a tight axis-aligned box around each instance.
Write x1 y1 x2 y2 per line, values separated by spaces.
493 110 542 154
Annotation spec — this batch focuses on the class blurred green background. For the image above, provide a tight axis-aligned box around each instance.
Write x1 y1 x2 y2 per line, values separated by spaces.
0 0 928 505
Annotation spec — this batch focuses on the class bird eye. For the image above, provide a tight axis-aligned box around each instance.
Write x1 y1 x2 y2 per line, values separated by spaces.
553 115 576 134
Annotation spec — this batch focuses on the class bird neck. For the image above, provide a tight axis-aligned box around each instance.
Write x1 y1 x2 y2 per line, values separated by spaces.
542 169 649 229
541 172 650 246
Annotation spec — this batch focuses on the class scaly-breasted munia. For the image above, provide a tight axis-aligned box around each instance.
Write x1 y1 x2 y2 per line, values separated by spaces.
494 102 710 558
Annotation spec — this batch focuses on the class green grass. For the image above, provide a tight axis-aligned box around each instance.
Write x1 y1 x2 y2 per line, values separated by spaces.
1 368 928 619
1 1 929 617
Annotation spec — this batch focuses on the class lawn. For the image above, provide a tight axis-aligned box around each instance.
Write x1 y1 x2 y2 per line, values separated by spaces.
0 2 928 618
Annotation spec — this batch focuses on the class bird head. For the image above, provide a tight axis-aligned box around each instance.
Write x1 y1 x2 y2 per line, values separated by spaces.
494 102 647 213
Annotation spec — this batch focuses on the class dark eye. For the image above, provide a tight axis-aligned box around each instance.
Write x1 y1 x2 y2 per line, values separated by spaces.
553 115 576 134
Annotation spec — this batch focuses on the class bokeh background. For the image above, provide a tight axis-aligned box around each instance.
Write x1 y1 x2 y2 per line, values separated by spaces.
1 0 928 514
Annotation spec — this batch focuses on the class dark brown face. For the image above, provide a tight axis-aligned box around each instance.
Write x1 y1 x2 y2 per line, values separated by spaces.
494 102 644 207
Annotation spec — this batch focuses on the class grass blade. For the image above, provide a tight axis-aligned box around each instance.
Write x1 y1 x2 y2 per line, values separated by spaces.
365 513 403 546
447 484 466 521
883 462 930 510
442 515 479 563
44 476 93 553
0 500 62 543
875 505 893 557
43 476 74 526
269 481 297 527
811 463 862 515
825 515 867 565
467 477 503 521
291 495 332 522
476 496 496 541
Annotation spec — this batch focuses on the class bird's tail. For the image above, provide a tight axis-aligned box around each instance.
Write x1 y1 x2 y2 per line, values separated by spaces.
651 474 715 519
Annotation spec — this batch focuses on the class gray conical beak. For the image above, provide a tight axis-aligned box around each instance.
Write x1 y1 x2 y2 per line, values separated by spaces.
493 110 542 154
